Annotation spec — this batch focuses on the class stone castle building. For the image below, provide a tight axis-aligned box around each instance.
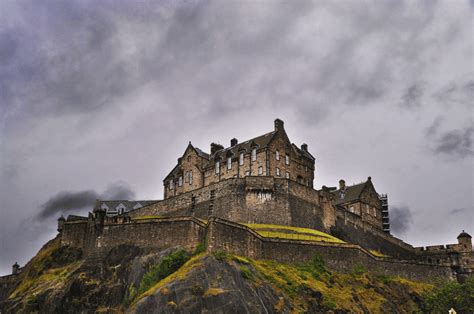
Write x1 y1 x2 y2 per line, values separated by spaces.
2 119 472 286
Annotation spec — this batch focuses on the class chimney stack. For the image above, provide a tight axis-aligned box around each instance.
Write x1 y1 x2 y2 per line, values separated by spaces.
301 143 308 152
230 138 238 146
339 179 346 190
211 143 224 155
274 118 284 132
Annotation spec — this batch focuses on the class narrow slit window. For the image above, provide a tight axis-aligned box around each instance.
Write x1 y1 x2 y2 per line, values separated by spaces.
239 152 244 165
285 154 290 165
276 150 280 160
227 157 232 170
252 148 257 161
215 161 220 174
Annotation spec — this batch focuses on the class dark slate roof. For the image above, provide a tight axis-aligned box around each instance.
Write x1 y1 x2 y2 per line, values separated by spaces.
94 200 158 213
211 131 277 159
331 181 367 205
66 215 88 222
194 147 210 159
292 144 315 161
458 231 472 239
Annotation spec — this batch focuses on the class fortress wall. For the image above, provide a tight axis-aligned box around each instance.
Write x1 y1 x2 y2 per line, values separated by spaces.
129 177 325 230
61 221 88 249
332 209 417 260
207 218 453 283
96 218 206 253
0 274 18 303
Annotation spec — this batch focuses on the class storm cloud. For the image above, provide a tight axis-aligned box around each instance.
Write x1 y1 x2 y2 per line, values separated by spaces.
1 0 472 275
389 206 413 236
37 181 135 220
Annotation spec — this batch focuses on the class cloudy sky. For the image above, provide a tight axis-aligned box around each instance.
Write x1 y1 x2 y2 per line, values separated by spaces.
0 0 472 275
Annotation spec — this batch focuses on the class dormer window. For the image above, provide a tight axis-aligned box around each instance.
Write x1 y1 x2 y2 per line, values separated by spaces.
251 148 257 161
276 151 280 160
239 152 244 165
215 161 220 174
227 157 232 170
285 154 290 165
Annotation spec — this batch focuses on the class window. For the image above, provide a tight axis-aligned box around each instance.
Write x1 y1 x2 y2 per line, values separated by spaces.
169 180 174 190
276 150 280 160
374 209 377 217
366 204 370 214
251 148 257 161
178 176 183 187
184 171 188 183
258 166 263 175
239 153 244 165
276 167 280 176
285 154 290 165
227 157 232 170
245 170 250 176
285 172 290 179
305 165 308 172
189 170 193 185
349 206 354 213
215 161 220 174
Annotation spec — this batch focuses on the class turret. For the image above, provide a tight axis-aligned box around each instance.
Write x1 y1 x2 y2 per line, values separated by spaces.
457 230 472 251
12 262 20 275
57 215 65 232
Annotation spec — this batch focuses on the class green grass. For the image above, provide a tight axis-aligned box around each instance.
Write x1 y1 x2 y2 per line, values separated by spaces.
243 223 345 243
132 215 163 220
368 250 389 258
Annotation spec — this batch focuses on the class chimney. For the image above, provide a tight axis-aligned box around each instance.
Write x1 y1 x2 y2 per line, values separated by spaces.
339 179 346 190
301 143 308 152
230 138 238 146
12 262 19 275
211 143 224 155
274 118 284 132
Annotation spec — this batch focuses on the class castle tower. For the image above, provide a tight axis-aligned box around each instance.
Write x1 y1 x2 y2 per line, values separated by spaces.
457 230 472 251
57 215 65 232
12 262 20 275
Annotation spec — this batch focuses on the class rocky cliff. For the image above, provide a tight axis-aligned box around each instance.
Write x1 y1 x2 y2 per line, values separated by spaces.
1 236 472 313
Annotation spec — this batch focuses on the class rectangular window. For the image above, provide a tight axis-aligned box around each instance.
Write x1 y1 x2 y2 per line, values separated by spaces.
245 170 250 176
184 171 188 183
227 157 232 170
285 172 289 179
169 180 174 190
285 154 290 165
215 161 220 174
366 204 370 214
258 166 263 175
305 165 308 172
251 148 257 161
350 206 354 213
189 170 193 185
239 153 244 165
276 150 280 160
276 167 280 176
178 176 183 187
374 208 377 217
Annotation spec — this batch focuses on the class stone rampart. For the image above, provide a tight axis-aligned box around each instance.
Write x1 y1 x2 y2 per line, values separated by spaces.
207 218 454 283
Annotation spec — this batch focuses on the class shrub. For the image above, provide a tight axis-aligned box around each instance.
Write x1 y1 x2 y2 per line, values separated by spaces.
352 264 367 276
423 277 474 313
213 250 230 261
299 253 327 279
194 237 207 255
240 265 254 280
138 249 190 295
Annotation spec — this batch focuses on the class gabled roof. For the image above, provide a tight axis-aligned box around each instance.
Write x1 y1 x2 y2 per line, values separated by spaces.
332 181 368 205
211 131 277 159
292 144 315 161
94 200 158 213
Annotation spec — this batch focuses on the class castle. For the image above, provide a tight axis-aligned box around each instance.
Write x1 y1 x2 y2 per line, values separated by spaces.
3 119 473 285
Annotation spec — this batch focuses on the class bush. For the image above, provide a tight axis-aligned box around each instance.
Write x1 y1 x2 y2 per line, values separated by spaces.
240 265 254 280
213 250 230 261
352 264 367 276
138 249 190 295
299 253 327 279
194 237 207 255
423 277 474 313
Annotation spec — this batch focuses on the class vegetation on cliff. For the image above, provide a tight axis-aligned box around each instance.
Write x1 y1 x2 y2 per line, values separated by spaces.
244 223 345 243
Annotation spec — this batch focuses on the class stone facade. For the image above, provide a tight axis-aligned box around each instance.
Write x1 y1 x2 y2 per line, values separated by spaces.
163 119 315 199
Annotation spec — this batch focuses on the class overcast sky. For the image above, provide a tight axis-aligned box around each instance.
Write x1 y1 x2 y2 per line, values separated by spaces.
1 0 473 275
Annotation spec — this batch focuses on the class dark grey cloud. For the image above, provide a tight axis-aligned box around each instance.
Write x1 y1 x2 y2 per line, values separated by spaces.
37 181 135 220
389 206 413 235
400 83 424 109
433 126 474 158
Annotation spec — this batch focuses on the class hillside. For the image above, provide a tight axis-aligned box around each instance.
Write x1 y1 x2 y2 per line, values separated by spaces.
1 237 473 313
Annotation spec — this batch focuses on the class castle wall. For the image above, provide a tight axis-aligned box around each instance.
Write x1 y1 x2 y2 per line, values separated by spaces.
207 218 454 283
61 221 88 249
0 274 18 304
96 217 206 253
331 208 417 259
130 177 328 230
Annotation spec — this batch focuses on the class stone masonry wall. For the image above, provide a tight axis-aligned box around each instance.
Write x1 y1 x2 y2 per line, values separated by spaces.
207 218 454 283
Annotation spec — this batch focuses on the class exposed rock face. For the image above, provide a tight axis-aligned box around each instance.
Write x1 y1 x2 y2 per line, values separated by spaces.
132 255 289 314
